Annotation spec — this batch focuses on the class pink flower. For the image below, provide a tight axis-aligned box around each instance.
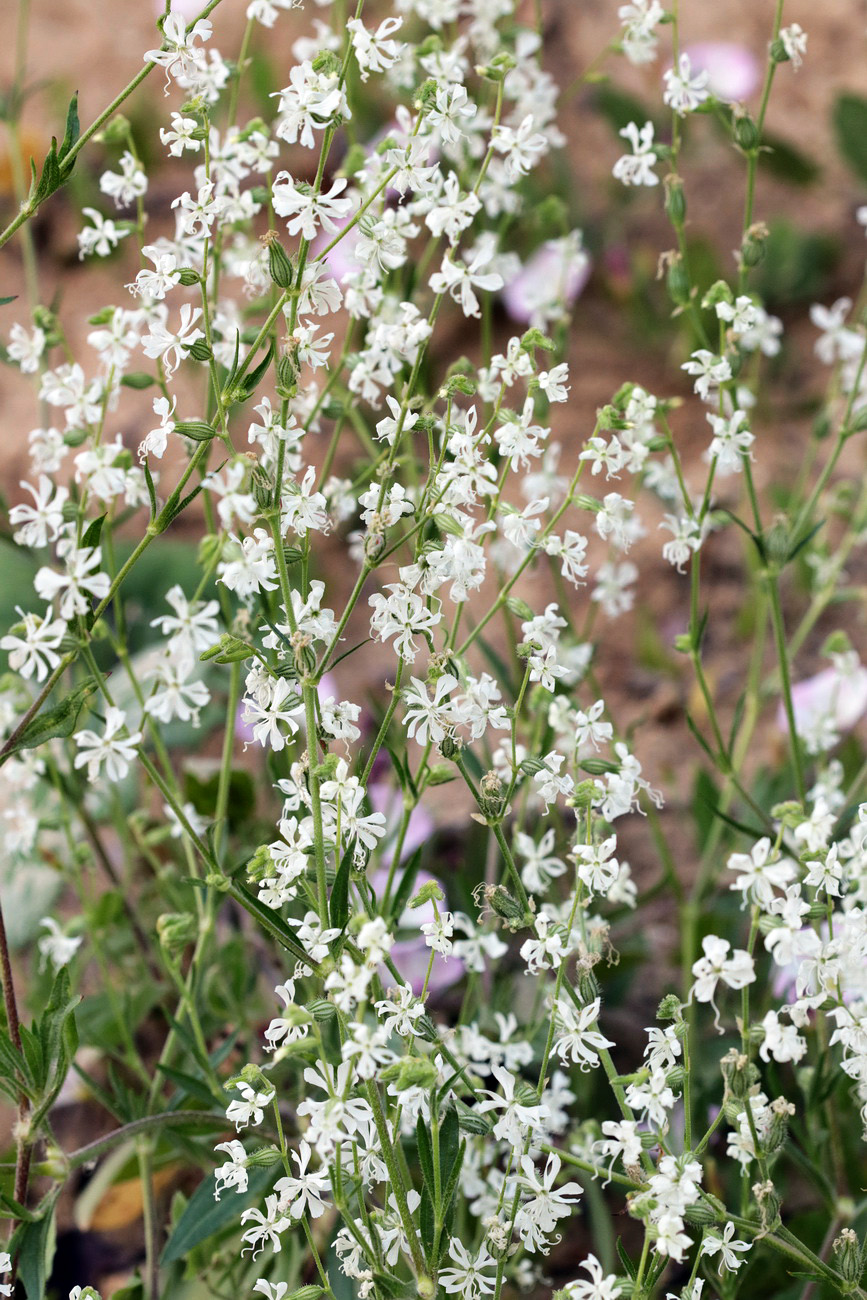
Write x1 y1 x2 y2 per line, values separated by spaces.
502 233 590 329
370 866 465 997
777 664 867 750
682 43 761 102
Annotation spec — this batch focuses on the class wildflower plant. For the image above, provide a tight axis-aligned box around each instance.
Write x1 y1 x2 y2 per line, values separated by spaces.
0 2 867 1300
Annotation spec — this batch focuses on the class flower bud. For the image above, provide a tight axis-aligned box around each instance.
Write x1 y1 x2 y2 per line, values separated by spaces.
486 885 526 924
186 339 213 362
427 763 456 786
734 112 760 151
178 267 201 286
667 256 691 306
664 175 686 224
752 1179 781 1231
765 1097 795 1153
156 911 197 956
657 994 684 1021
265 234 293 289
380 1057 439 1090
833 1229 864 1288
456 1100 493 1134
200 633 256 665
307 998 336 1022
245 1145 284 1168
364 532 385 565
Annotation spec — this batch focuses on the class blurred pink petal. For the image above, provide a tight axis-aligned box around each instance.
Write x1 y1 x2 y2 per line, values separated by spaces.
682 43 761 102
369 782 435 865
776 666 867 738
502 235 590 327
370 865 465 997
311 218 362 284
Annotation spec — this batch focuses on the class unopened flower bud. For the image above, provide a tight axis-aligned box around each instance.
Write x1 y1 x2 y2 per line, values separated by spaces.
752 1180 781 1230
664 175 686 224
156 911 197 955
364 532 385 564
245 1145 284 1168
263 233 293 289
486 885 526 924
380 1057 439 1090
832 1229 864 1288
765 1096 795 1152
734 112 760 151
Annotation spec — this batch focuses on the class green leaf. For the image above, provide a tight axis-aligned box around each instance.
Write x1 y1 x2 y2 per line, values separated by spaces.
833 93 867 186
156 1064 222 1107
593 84 657 135
329 844 353 932
58 92 80 162
388 846 423 925
4 679 98 757
15 1189 59 1299
761 134 820 186
438 1106 460 1196
81 512 106 551
0 295 18 306
416 1116 435 1194
228 880 321 971
161 1165 275 1264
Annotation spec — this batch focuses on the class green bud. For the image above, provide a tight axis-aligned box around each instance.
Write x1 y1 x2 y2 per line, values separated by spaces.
573 493 602 513
667 256 691 306
186 338 213 362
266 235 293 289
733 112 759 151
426 764 456 786
364 532 385 565
674 632 694 654
102 114 132 145
410 881 445 908
764 517 791 566
684 1200 722 1226
415 1013 440 1043
847 406 867 434
769 37 790 63
520 327 556 354
156 912 197 955
200 634 256 665
438 735 460 760
242 1145 282 1168
380 1057 438 1090
832 1230 864 1288
569 779 597 810
657 994 683 1021
476 52 517 81
664 175 686 224
821 630 853 657
176 420 217 442
765 1097 795 1153
486 885 526 924
505 596 535 621
752 1179 782 1231
701 279 733 311
63 427 89 447
177 267 201 287
307 998 336 1022
581 757 620 776
741 230 767 267
311 49 340 76
455 1099 493 1135
287 1288 325 1300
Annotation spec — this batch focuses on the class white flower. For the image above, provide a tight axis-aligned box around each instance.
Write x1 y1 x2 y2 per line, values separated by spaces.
274 1140 331 1219
552 996 614 1069
226 1080 274 1131
690 935 755 1025
780 23 807 68
144 11 213 92
0 607 66 682
440 1239 497 1296
612 121 659 187
702 1220 750 1272
35 545 111 620
706 409 753 474
74 706 142 783
38 917 82 969
213 1139 249 1199
429 247 504 319
663 54 710 116
141 303 205 378
77 208 130 259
